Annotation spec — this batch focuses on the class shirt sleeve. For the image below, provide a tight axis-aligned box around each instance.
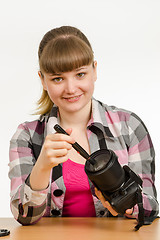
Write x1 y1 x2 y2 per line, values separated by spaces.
8 123 49 225
127 112 159 220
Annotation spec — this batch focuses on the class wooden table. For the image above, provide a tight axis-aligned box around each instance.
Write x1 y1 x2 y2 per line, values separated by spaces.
0 217 159 240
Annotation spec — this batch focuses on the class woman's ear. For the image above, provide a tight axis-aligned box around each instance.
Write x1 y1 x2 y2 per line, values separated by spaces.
93 61 97 68
38 71 47 90
38 71 42 78
93 61 97 82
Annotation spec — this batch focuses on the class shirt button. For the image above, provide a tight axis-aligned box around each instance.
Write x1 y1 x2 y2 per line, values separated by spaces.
25 193 29 201
51 209 61 216
18 203 24 215
100 210 105 216
53 189 63 197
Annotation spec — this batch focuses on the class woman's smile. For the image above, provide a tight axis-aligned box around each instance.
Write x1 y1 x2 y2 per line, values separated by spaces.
63 94 83 103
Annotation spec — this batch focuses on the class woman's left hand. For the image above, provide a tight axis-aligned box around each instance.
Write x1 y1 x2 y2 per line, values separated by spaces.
95 188 133 217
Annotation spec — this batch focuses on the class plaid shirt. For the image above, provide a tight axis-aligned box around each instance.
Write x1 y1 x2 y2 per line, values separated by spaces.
9 98 159 225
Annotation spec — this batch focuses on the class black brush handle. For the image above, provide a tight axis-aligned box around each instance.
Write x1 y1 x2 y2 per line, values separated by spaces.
54 124 95 164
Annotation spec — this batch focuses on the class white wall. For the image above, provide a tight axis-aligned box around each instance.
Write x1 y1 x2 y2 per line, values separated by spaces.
0 0 159 217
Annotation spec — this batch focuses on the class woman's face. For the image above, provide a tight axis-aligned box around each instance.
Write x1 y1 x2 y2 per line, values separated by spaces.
40 62 97 114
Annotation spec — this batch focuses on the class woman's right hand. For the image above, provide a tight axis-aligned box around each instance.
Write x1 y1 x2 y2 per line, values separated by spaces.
30 128 74 190
38 128 75 171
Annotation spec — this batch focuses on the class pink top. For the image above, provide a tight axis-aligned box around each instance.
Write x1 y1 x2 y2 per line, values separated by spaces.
62 159 96 217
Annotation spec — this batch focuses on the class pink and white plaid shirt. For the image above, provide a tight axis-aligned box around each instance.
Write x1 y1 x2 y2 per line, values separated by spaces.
9 98 159 225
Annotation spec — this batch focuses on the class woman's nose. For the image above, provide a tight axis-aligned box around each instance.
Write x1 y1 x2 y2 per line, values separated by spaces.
65 79 76 94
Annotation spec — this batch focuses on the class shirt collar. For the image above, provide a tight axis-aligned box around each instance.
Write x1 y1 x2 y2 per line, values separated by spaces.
40 97 114 138
87 97 114 139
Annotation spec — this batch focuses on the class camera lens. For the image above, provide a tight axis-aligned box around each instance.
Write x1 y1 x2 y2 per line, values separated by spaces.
85 149 125 192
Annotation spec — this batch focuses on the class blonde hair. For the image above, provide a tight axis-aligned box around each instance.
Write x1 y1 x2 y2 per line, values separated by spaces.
36 26 94 115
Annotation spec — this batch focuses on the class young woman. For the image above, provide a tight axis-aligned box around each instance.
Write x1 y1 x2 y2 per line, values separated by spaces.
9 26 159 225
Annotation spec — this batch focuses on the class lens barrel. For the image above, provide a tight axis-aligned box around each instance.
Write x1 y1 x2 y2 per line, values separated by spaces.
85 149 125 193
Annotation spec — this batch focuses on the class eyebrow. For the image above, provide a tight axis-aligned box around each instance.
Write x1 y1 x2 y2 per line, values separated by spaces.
75 66 87 71
48 73 61 77
48 67 87 77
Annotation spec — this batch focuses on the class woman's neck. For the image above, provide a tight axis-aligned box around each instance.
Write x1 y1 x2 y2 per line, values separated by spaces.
59 101 92 130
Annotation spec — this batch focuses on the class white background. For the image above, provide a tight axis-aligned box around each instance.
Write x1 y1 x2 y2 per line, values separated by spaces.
0 0 159 217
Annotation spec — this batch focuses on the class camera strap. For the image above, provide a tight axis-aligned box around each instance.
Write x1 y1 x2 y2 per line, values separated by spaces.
134 187 144 230
89 124 108 149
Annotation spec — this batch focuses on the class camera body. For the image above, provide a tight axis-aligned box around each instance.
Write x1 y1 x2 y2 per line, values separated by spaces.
101 165 142 214
54 124 144 229
85 149 143 215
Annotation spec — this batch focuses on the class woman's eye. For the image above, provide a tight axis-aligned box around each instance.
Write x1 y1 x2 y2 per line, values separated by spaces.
77 72 85 78
52 77 63 83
